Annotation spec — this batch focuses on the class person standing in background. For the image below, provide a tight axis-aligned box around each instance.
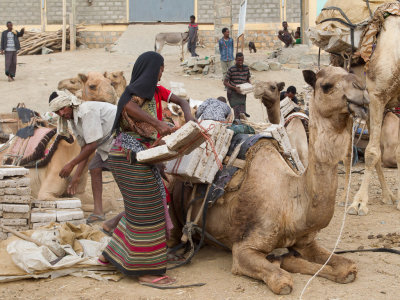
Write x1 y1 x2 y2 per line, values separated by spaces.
188 15 199 57
218 28 234 84
1 21 24 81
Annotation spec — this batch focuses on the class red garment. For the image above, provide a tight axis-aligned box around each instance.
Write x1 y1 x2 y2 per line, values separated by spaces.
154 84 172 121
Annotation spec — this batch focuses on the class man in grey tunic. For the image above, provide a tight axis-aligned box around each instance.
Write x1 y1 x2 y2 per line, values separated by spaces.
1 21 24 81
187 15 199 57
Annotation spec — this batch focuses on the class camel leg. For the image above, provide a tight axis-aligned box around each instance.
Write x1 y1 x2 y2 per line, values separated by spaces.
349 97 384 216
397 119 400 210
374 162 395 206
339 127 352 207
290 241 357 284
232 244 293 295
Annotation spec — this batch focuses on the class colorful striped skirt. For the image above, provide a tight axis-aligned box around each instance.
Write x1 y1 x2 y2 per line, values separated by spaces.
102 147 167 276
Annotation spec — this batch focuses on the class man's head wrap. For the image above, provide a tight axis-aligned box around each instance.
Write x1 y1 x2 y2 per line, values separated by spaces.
49 90 82 136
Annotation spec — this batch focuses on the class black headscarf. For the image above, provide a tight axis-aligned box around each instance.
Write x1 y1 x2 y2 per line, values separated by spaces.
111 51 164 133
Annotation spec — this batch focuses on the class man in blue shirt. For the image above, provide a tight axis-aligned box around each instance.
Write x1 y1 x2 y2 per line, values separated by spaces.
219 28 234 82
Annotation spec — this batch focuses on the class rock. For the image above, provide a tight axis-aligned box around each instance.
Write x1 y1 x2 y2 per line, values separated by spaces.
367 234 374 239
269 62 282 71
299 55 315 69
250 61 270 71
187 58 197 67
196 59 210 67
202 65 209 75
41 47 53 55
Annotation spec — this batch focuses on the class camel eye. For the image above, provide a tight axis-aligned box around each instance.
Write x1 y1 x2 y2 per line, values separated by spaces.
321 83 334 93
70 80 75 84
113 74 117 78
89 85 96 90
270 86 276 90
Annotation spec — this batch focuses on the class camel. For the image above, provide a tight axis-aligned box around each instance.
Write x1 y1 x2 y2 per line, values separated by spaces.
254 81 309 168
58 72 119 104
381 111 399 168
104 71 127 98
348 15 400 215
169 66 368 294
154 32 189 61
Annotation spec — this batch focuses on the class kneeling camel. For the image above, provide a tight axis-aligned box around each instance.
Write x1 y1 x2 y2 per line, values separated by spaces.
170 67 368 295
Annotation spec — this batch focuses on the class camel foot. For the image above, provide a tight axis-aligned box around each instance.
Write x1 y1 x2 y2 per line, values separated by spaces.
381 192 395 205
335 264 357 284
357 204 369 216
347 204 359 215
268 273 293 295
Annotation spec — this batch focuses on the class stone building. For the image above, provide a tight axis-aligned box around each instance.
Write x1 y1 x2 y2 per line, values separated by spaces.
0 0 316 50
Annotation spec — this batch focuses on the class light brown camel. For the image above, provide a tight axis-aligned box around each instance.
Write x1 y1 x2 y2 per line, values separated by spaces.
104 71 127 98
349 16 400 215
169 66 368 295
381 111 399 168
254 81 309 168
58 72 118 104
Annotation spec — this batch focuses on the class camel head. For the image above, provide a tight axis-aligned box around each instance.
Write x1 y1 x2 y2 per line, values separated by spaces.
78 72 118 105
254 81 285 109
57 77 83 95
303 67 369 127
104 71 127 98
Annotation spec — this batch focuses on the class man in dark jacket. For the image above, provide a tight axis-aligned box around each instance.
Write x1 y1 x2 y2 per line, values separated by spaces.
1 21 24 81
187 15 199 57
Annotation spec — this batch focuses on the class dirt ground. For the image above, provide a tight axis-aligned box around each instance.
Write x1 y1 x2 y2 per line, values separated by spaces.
0 48 400 299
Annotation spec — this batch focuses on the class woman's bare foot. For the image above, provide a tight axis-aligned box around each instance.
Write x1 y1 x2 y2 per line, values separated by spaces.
139 275 176 285
8 76 12 82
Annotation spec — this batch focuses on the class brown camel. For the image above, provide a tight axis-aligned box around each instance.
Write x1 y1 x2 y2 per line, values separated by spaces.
58 72 118 104
104 71 127 98
381 111 399 168
169 66 368 294
254 81 309 168
349 15 400 215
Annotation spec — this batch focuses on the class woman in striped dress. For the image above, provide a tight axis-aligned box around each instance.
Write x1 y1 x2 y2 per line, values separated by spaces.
98 51 176 286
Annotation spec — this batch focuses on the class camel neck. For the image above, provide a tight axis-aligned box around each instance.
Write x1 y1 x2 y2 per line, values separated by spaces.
303 106 351 230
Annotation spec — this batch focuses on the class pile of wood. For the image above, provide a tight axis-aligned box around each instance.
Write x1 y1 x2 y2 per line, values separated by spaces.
19 26 83 56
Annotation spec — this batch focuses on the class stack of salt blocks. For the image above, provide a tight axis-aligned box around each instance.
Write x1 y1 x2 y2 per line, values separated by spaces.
165 120 234 184
0 167 31 240
31 198 85 229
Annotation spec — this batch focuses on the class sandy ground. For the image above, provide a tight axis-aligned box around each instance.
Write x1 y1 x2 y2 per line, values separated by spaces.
0 48 400 299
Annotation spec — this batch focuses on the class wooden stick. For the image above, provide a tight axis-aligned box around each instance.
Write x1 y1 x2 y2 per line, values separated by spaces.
0 224 66 258
70 0 76 51
62 0 67 52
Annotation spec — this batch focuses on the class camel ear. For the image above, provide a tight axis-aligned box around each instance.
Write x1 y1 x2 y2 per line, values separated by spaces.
78 73 88 83
303 70 316 89
277 82 285 92
103 72 108 78
119 71 124 76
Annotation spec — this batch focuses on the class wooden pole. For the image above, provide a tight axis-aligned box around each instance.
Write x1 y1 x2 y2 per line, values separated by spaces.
62 0 66 52
70 0 76 51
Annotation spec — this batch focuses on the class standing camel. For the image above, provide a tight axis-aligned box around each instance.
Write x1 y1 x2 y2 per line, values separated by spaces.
349 15 400 215
169 67 368 295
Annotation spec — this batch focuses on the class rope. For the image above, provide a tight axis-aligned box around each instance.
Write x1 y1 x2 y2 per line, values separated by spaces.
299 120 356 300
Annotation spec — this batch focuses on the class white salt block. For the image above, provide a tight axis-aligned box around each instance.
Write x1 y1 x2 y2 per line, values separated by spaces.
67 219 86 226
2 212 30 219
32 223 49 230
31 211 57 223
0 177 30 188
2 204 30 213
56 199 82 209
32 200 57 209
0 167 29 179
4 187 31 196
0 219 27 226
163 121 204 151
165 147 203 177
56 209 84 222
136 145 178 164
0 195 31 204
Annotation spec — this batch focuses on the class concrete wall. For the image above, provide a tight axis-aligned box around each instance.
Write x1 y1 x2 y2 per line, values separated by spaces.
46 0 127 25
197 0 301 24
79 30 123 48
0 0 41 26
